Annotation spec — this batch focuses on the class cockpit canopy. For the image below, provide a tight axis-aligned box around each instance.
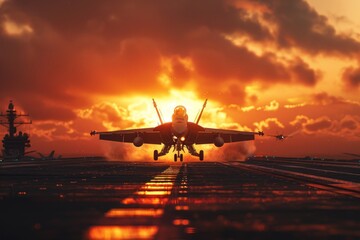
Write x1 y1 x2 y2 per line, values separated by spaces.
173 105 187 117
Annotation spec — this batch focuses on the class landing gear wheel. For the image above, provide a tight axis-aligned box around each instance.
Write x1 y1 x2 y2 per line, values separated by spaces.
174 154 178 162
154 150 158 161
199 150 204 161
180 154 183 162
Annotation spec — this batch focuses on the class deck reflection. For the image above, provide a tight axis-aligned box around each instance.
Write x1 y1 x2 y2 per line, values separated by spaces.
1 159 359 239
87 166 181 240
88 226 158 240
105 209 163 217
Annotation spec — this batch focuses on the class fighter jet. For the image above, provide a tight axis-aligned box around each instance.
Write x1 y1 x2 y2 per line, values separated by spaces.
270 134 288 140
269 130 299 141
90 99 264 162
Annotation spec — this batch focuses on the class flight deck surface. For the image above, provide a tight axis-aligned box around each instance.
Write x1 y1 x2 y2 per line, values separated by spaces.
1 157 359 239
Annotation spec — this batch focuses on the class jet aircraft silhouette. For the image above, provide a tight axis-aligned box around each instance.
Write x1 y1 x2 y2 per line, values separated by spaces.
270 134 287 140
91 99 264 162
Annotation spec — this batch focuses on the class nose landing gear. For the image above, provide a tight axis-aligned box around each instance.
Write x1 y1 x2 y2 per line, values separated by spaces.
174 153 184 162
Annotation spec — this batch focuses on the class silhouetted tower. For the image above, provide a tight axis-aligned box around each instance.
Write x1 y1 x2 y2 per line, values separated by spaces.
0 101 32 159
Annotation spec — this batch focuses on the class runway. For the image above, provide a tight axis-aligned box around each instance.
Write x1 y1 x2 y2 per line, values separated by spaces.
1 157 359 239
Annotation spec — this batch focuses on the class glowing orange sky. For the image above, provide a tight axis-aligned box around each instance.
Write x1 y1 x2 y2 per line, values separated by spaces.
0 0 359 159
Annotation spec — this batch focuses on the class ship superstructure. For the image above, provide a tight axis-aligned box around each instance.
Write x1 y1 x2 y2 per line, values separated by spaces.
0 101 32 159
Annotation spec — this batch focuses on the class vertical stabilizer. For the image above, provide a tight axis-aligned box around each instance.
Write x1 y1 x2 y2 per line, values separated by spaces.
195 99 208 125
152 99 164 125
49 150 55 159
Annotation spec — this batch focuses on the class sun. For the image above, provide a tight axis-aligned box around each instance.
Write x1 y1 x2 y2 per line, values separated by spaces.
152 90 207 123
107 89 224 128
85 89 258 161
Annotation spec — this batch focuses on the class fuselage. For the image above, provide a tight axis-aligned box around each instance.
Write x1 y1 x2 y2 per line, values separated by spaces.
171 105 188 138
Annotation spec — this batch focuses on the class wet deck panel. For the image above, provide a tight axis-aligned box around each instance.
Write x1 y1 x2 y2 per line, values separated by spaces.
0 158 359 239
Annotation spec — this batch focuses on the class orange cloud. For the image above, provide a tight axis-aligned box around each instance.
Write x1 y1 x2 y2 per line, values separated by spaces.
76 102 135 131
2 17 33 36
31 120 77 141
264 100 280 111
290 114 360 139
254 118 285 132
304 117 333 133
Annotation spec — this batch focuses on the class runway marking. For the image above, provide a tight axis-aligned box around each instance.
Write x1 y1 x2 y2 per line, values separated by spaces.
87 165 181 240
223 162 360 199
88 226 158 240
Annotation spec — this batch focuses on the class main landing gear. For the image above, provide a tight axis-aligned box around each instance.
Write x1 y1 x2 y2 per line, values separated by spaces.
174 153 183 162
153 145 171 161
154 150 159 160
153 145 204 162
186 145 204 161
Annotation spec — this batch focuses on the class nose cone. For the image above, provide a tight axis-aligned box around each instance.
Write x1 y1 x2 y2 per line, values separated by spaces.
172 105 188 135
173 106 187 117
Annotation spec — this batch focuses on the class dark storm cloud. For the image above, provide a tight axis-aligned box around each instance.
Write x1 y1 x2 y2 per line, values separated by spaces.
187 30 319 103
190 31 289 81
312 92 345 105
0 0 275 118
304 117 332 132
342 67 360 89
2 0 271 45
290 58 318 86
291 114 359 136
310 92 360 106
257 0 360 55
1 0 358 121
340 118 357 130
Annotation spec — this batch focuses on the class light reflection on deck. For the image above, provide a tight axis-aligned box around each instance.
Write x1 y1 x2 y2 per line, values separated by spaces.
105 209 163 217
88 166 181 240
121 197 168 205
88 226 158 240
136 190 171 196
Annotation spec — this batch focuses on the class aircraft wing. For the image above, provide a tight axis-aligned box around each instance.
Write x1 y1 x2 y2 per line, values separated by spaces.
194 128 261 144
91 128 162 145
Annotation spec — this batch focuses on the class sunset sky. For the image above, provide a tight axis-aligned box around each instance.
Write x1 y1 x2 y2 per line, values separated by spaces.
0 0 359 160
